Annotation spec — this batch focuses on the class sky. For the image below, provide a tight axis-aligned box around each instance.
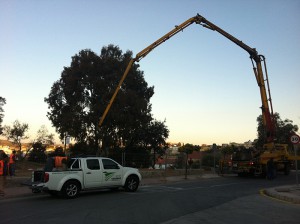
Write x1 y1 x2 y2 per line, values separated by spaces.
0 0 299 146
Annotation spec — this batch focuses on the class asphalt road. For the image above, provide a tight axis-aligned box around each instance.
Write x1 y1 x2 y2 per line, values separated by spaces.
0 174 299 224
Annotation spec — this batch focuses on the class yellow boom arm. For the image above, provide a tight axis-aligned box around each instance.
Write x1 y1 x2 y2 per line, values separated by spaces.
99 15 201 127
99 14 275 143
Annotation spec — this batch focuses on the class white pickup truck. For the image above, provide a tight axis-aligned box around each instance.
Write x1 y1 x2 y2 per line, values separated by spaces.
31 157 142 198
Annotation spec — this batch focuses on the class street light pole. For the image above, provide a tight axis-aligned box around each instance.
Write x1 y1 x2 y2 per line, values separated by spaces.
64 132 69 153
185 151 188 179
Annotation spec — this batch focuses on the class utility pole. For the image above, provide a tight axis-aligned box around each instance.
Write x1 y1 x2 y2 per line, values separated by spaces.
213 143 217 173
185 150 188 179
290 134 300 185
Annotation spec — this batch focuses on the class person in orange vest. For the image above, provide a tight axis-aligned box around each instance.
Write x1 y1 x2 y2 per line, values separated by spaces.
0 150 9 176
9 150 17 176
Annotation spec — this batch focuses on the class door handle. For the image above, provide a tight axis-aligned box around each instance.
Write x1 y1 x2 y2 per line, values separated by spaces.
86 172 91 174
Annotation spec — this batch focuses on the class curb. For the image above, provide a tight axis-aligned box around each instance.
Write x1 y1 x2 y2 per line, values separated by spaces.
263 185 300 204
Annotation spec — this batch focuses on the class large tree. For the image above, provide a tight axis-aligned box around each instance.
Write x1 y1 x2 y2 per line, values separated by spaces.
0 96 6 134
256 112 298 147
45 45 168 153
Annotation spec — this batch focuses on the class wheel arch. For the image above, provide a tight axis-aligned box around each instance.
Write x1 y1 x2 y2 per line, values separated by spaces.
122 173 140 186
59 178 82 191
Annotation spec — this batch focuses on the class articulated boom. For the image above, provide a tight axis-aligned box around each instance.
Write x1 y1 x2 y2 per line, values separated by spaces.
98 14 275 143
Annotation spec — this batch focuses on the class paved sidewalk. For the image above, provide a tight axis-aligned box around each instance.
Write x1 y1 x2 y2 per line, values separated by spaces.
1 173 300 204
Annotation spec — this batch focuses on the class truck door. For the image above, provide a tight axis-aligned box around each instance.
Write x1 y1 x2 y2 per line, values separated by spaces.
84 158 103 188
101 158 123 187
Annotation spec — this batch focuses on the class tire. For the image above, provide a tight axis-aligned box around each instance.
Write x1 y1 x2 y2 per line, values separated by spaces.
124 175 139 192
61 181 80 199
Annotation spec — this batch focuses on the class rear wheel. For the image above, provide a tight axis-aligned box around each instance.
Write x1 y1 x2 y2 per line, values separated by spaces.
124 175 139 192
61 181 80 199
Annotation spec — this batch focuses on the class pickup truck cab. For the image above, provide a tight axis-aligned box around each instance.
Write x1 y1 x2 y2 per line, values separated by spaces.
32 157 142 198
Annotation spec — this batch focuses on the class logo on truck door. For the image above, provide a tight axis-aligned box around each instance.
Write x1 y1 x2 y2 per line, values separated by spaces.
104 172 114 181
104 172 121 181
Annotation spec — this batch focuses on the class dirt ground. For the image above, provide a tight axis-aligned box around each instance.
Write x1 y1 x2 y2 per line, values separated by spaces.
0 161 44 188
15 160 45 177
12 160 205 177
3 160 205 182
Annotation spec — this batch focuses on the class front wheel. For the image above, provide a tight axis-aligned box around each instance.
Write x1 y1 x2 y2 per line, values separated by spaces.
61 181 80 199
124 175 139 192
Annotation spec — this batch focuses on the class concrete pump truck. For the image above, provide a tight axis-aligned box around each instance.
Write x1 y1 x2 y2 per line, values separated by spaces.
98 14 298 177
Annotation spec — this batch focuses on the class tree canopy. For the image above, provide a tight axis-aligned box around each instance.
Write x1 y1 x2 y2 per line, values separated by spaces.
45 45 169 154
36 125 55 145
256 112 298 146
2 120 29 151
178 143 200 154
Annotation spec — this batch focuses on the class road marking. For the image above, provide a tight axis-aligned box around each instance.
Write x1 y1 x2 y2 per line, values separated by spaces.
210 182 242 188
139 182 246 194
160 186 183 190
139 185 183 193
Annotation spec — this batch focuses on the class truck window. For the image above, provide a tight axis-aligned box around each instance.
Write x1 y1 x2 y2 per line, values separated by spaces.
86 159 100 170
67 158 80 169
102 159 119 169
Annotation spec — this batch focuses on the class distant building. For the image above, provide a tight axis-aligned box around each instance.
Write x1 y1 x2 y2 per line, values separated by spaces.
200 144 211 151
188 151 202 161
243 140 253 149
167 144 180 155
0 139 64 155
0 139 28 154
